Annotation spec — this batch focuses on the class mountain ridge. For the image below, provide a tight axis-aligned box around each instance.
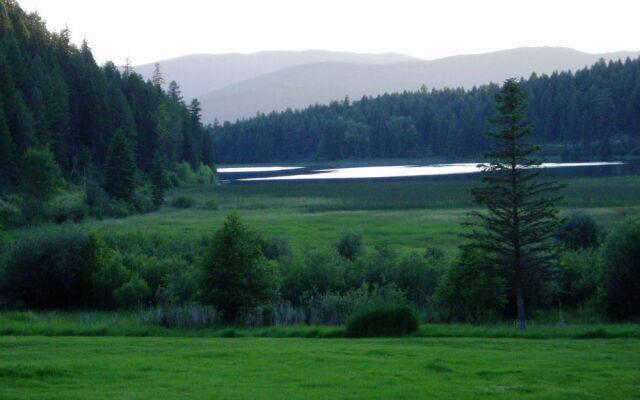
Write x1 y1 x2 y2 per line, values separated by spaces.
136 47 640 123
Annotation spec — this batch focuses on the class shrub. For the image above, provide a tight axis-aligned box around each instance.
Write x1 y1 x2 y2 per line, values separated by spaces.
262 236 293 260
200 213 279 322
196 164 217 184
156 265 200 305
393 252 443 306
91 252 130 309
280 250 347 304
350 245 397 287
130 189 154 213
557 249 600 309
435 247 506 323
113 276 152 309
334 232 363 261
302 283 408 326
85 175 110 218
556 212 603 250
175 162 197 184
49 199 88 224
3 230 106 309
165 172 180 188
0 199 23 229
200 200 219 211
17 148 62 202
600 218 640 320
346 305 419 337
171 196 196 209
106 199 133 218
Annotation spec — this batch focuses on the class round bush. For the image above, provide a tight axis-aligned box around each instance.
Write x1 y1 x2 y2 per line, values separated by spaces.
171 196 196 209
556 212 602 250
114 276 152 309
346 305 419 337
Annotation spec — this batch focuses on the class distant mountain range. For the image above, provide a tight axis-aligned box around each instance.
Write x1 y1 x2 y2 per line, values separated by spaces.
134 47 640 123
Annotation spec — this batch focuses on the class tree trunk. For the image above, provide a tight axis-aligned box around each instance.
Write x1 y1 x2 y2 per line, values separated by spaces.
516 284 527 330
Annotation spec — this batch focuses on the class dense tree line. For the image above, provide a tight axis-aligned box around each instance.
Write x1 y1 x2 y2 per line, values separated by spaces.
1 213 637 325
214 57 640 163
0 0 214 195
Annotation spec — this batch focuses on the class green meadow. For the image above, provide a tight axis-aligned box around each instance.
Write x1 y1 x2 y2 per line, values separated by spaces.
3 174 640 399
48 174 640 255
1 336 639 400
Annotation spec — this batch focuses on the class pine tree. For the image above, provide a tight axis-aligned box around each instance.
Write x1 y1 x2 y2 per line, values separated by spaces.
465 79 563 330
200 213 278 322
168 81 183 103
0 104 16 187
17 147 62 202
152 63 164 88
150 152 166 208
104 129 136 201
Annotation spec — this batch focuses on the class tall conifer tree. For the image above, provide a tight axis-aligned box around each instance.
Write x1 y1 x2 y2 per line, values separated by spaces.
465 79 563 330
104 129 135 201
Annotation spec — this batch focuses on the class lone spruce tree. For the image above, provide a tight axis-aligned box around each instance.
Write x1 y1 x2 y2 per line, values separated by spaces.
466 79 563 330
105 129 136 201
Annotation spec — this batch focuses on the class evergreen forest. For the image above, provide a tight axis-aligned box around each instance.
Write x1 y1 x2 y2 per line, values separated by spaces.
214 57 640 163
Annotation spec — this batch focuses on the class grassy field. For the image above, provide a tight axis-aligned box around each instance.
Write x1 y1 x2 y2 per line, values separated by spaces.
7 175 636 256
2 175 640 398
1 336 639 399
1 311 639 339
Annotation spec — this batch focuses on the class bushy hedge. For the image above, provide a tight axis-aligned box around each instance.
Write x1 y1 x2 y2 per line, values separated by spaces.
600 218 640 320
346 305 419 337
2 230 103 309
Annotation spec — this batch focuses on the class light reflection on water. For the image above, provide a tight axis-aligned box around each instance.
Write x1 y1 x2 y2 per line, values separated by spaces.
237 162 625 182
217 167 304 173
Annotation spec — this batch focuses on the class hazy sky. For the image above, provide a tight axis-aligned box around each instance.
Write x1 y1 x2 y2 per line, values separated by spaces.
17 0 640 65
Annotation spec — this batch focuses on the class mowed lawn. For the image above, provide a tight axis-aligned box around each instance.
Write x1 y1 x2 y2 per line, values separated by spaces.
1 336 639 400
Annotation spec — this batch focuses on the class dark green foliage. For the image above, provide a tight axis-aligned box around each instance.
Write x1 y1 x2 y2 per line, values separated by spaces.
200 213 279 322
600 219 640 320
0 1 214 198
557 249 600 310
262 236 293 260
466 79 563 329
106 199 133 218
346 305 419 337
2 230 103 309
556 212 603 250
195 164 216 184
436 247 506 323
214 58 640 163
113 276 151 309
150 153 166 208
393 252 443 306
17 147 61 202
130 189 154 214
104 130 135 201
0 105 15 187
170 196 196 209
280 250 348 304
334 232 363 261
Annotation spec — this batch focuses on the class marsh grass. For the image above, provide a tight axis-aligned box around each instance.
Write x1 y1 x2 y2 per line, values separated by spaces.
1 312 638 339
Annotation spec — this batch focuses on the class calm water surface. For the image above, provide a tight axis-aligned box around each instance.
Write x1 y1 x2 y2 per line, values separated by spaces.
217 161 639 183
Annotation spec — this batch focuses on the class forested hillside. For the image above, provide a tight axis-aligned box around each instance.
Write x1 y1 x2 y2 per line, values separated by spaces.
0 0 214 193
214 57 640 163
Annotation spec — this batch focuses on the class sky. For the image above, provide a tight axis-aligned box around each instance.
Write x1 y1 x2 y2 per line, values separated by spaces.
17 0 640 66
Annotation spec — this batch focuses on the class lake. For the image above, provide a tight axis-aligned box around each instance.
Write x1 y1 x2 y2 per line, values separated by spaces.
217 161 640 183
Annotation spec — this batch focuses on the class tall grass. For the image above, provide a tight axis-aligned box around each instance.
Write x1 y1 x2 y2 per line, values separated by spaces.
1 312 638 339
